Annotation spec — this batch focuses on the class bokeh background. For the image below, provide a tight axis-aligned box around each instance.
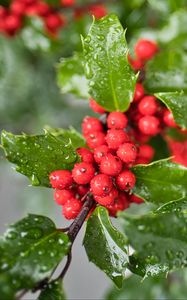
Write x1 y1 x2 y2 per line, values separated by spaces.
1 0 187 299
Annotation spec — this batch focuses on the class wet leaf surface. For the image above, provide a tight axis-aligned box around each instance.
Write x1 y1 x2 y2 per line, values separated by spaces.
84 206 128 288
38 279 66 300
82 14 137 112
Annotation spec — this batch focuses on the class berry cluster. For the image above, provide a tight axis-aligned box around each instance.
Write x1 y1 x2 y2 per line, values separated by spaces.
0 1 107 37
49 38 183 221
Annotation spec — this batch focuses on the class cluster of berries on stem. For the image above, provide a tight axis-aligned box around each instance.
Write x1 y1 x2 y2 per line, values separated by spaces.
0 0 107 37
49 38 184 220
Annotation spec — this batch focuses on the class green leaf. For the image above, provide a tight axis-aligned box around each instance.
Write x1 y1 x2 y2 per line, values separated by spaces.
105 271 187 300
82 14 137 112
57 53 89 99
0 214 71 298
132 159 187 204
120 207 187 277
45 127 86 149
1 130 79 187
38 279 66 300
145 50 187 93
84 206 128 288
149 135 169 161
156 92 187 129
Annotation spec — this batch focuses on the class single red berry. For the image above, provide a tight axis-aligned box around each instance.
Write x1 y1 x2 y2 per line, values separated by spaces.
135 39 158 61
94 188 118 206
135 157 149 165
90 174 113 197
100 153 123 176
35 2 51 17
4 14 22 34
77 148 94 164
72 162 95 184
93 145 110 164
138 115 160 136
86 131 106 149
128 54 144 71
138 95 158 115
163 109 177 128
117 143 138 163
61 0 75 6
89 98 105 114
54 189 74 205
133 83 145 102
49 170 73 189
88 4 107 19
107 193 129 217
82 116 103 136
10 1 26 16
130 194 144 204
105 129 130 150
138 144 155 162
62 198 82 220
77 185 89 197
45 13 64 31
107 112 128 129
116 170 136 191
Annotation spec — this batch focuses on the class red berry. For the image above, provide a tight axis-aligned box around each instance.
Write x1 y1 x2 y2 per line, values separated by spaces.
130 194 144 204
86 131 106 149
77 148 94 164
94 188 118 206
100 153 122 176
45 13 64 31
138 144 155 162
138 96 157 115
35 2 51 17
10 1 26 16
138 115 160 136
128 54 144 71
89 98 105 114
4 14 22 34
163 109 177 128
88 4 107 19
72 162 95 184
62 198 82 220
61 0 75 6
91 174 113 197
54 189 74 205
49 170 73 189
135 39 158 61
77 185 89 197
0 6 7 18
82 116 103 135
133 83 145 102
107 193 129 217
116 170 136 191
93 145 110 164
107 112 128 129
106 129 130 150
117 143 138 163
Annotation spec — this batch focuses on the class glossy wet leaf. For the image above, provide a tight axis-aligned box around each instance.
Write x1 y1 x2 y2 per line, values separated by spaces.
149 135 169 161
0 214 71 299
82 14 137 112
120 209 187 277
145 50 187 93
84 206 128 288
156 92 187 129
156 197 187 214
105 271 187 300
1 130 79 187
132 159 187 204
45 127 86 149
57 53 89 99
38 279 66 300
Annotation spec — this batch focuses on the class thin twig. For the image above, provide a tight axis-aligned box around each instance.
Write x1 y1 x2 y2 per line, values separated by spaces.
57 250 72 280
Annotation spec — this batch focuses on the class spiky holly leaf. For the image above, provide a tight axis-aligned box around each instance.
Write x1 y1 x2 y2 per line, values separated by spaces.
1 130 79 187
0 214 71 299
82 14 137 112
84 206 128 288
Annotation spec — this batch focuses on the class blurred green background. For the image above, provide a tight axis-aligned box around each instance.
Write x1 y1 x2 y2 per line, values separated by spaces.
0 0 187 299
